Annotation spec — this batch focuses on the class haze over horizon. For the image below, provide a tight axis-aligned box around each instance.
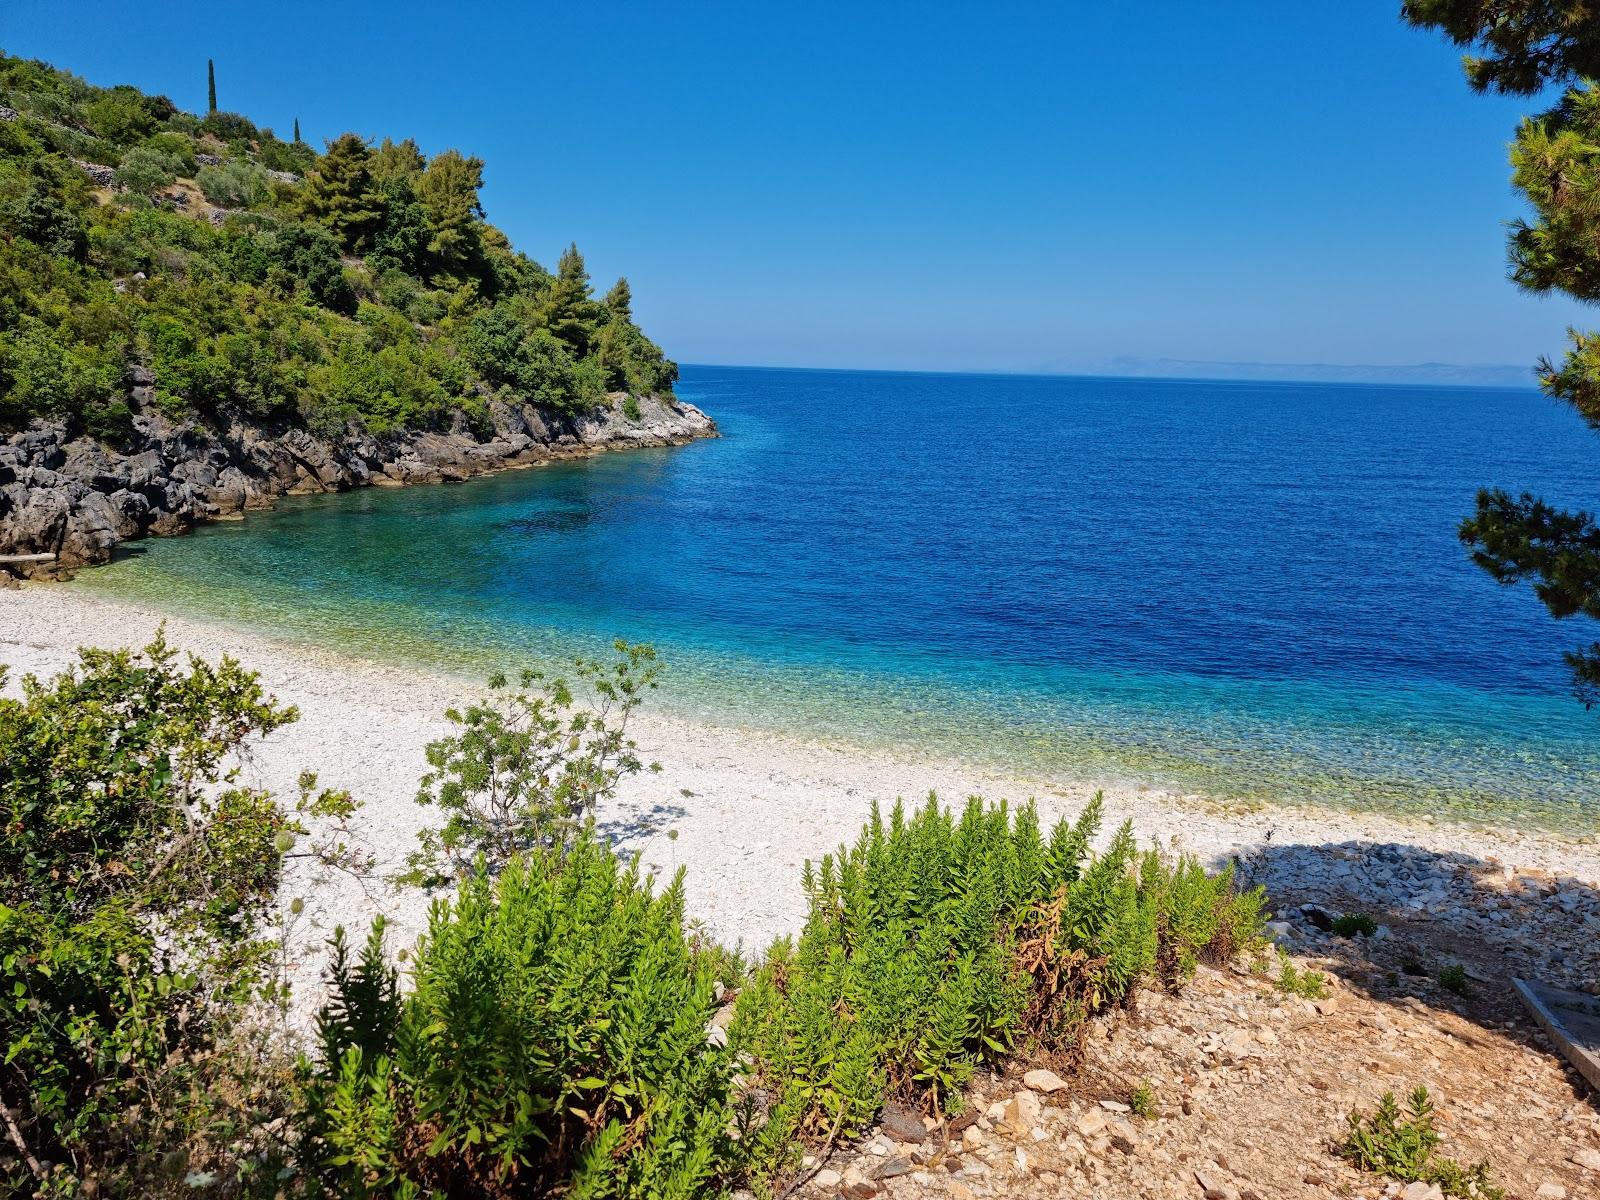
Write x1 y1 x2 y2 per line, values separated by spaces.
7 0 1592 377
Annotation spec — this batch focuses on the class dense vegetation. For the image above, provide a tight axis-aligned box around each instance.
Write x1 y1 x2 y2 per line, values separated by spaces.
1404 2 1600 708
0 53 676 443
0 637 1264 1197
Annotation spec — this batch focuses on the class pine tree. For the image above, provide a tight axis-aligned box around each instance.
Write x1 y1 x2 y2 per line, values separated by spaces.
1407 2 1600 708
541 243 600 356
295 132 384 253
414 148 485 276
206 59 216 114
604 277 633 322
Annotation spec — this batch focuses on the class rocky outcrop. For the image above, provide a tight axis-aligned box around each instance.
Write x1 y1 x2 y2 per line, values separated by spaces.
0 392 716 579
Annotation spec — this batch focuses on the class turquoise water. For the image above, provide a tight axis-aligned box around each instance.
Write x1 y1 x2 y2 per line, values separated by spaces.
74 366 1600 831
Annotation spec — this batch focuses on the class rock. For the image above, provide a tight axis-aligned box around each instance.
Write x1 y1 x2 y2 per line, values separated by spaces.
1001 1090 1041 1135
1400 1181 1444 1200
1099 1099 1132 1113
879 1107 927 1144
1536 1184 1567 1199
1573 1148 1600 1172
874 1156 914 1180
814 1168 842 1188
1077 1110 1108 1138
1022 1068 1070 1094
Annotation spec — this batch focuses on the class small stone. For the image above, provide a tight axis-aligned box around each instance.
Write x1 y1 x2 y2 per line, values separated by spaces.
1077 1110 1109 1138
1573 1148 1600 1172
814 1168 842 1188
1022 1068 1070 1093
1536 1183 1567 1199
874 1156 914 1181
1099 1099 1132 1113
880 1107 927 1144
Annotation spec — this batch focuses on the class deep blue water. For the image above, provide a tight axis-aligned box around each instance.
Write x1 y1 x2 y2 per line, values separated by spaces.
78 366 1600 829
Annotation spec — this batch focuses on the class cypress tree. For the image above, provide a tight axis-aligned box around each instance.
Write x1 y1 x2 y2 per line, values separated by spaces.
293 116 300 144
207 59 216 114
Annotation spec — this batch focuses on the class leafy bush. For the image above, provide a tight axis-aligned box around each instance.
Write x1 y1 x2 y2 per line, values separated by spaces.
404 640 661 885
0 635 301 1195
196 159 269 208
1274 948 1329 999
111 145 184 197
1439 962 1470 995
1332 912 1378 938
1339 1087 1503 1200
301 833 735 1198
728 794 1263 1181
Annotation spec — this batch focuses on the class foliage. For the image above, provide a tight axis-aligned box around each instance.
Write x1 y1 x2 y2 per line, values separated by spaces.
1331 912 1378 938
1274 949 1328 999
0 634 302 1195
300 833 736 1198
0 50 679 443
1339 1087 1504 1199
728 794 1264 1183
1129 1079 1156 1119
1438 962 1470 995
1407 7 1600 707
404 640 662 885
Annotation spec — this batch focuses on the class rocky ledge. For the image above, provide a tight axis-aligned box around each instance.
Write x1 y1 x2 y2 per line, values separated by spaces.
0 388 716 579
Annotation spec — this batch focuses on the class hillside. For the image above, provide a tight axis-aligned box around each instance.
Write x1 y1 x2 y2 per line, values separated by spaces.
0 52 712 575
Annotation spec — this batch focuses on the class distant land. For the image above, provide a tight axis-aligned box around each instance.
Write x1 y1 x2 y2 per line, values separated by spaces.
1056 356 1538 389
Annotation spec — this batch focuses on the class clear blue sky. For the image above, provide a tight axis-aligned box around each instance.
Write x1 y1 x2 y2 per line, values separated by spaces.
5 1 1590 373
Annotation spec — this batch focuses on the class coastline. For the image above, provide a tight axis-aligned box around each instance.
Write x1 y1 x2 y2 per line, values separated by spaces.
0 391 717 579
5 584 1599 1010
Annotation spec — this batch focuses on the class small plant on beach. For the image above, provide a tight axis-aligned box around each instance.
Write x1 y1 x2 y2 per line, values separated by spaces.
1332 912 1378 938
1275 949 1329 999
403 639 661 885
728 793 1265 1185
301 832 735 1198
1339 1086 1503 1200
1130 1079 1156 1119
1439 962 1471 996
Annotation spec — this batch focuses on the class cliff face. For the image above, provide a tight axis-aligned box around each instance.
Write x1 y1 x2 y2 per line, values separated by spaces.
0 393 716 579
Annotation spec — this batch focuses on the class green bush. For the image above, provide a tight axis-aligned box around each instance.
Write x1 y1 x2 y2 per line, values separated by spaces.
301 833 735 1198
1331 912 1378 938
728 794 1263 1181
404 641 661 886
1340 1087 1503 1200
111 146 184 197
0 635 302 1195
196 159 269 208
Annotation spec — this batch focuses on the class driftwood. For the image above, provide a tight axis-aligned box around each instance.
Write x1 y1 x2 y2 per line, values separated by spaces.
0 552 56 564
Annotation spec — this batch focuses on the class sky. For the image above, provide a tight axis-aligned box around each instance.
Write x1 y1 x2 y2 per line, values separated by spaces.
5 1 1593 376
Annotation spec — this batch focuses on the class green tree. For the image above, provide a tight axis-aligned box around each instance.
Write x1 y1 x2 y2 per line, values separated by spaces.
605 275 633 321
415 147 485 276
111 145 182 197
369 136 425 187
403 640 661 885
297 132 385 252
207 57 216 113
1406 2 1600 706
542 242 601 357
293 115 301 143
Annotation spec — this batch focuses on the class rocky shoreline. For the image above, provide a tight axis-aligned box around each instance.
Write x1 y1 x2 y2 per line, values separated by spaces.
0 388 716 578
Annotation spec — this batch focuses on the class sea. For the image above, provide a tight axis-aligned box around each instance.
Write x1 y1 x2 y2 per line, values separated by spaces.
73 365 1600 831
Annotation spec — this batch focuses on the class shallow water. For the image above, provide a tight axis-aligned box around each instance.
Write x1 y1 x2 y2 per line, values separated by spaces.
74 366 1600 830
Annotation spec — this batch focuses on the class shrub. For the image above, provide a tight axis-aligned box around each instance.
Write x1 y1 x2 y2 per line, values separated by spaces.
1439 963 1470 995
622 393 643 422
1339 1087 1503 1200
1130 1079 1156 1118
1332 912 1378 938
404 640 661 885
197 159 269 208
301 833 735 1198
728 794 1263 1182
1275 949 1329 999
111 145 183 197
0 635 302 1194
